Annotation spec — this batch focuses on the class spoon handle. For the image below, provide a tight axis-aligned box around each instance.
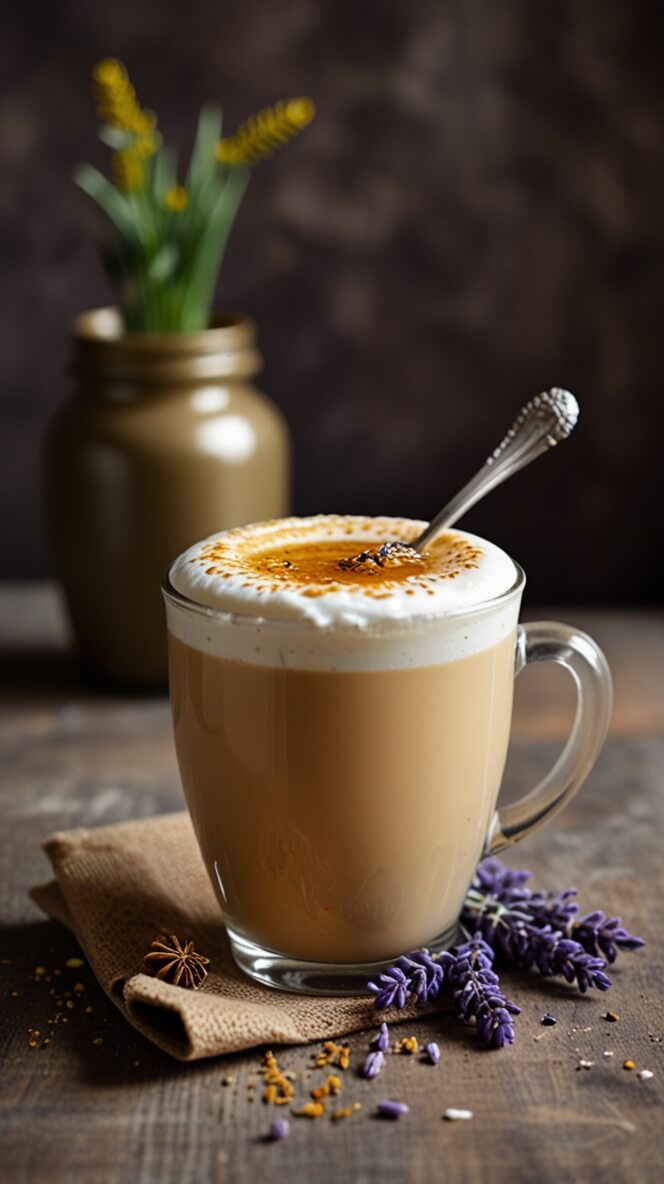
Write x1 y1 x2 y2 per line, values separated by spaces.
414 388 579 552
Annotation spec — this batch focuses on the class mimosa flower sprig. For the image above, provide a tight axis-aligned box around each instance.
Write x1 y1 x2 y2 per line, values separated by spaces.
75 59 315 332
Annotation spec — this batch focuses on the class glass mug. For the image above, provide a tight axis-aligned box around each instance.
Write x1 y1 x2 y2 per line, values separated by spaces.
162 521 612 994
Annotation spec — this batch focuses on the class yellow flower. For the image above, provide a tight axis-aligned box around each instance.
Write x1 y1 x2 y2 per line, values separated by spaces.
93 58 157 138
164 185 188 212
112 148 143 193
134 134 158 159
133 109 157 136
93 58 124 86
214 139 245 165
215 96 315 166
285 97 315 125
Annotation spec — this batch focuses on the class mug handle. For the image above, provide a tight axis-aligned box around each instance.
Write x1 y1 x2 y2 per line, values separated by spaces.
485 621 613 855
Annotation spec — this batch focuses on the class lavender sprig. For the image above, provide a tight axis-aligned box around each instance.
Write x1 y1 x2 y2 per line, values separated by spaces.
468 907 613 992
518 926 612 992
564 910 646 963
507 885 645 963
368 939 518 1048
462 858 644 984
449 935 520 1049
365 858 644 1050
367 949 454 1010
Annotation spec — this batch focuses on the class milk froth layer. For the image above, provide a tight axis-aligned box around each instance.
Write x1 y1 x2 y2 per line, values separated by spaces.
167 515 522 670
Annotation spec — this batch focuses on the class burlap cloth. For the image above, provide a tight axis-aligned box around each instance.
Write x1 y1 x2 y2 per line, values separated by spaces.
31 811 435 1062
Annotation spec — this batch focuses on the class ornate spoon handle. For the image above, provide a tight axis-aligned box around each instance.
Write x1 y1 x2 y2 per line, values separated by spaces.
413 388 579 552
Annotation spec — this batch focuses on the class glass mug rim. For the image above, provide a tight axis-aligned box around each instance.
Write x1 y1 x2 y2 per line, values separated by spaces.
161 545 526 639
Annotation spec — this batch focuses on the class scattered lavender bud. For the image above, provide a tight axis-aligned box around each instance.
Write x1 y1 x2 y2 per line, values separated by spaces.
541 1012 557 1026
371 1022 390 1052
376 1099 409 1119
361 1050 385 1079
443 1108 473 1121
269 1118 290 1141
637 1069 654 1081
425 1042 441 1065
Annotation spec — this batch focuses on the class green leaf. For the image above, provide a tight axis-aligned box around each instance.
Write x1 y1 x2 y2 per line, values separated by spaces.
149 243 179 282
74 164 139 242
187 103 222 197
180 166 249 324
151 145 178 203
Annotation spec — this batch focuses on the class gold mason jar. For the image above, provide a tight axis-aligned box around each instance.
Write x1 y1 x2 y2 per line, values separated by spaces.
44 308 290 688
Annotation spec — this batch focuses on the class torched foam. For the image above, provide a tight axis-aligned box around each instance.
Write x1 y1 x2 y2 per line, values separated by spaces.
166 516 521 671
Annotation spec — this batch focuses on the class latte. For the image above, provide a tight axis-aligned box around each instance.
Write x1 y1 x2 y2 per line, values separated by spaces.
165 516 521 964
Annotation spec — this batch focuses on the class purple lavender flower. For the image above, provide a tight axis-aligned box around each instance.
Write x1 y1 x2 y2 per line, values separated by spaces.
361 1050 385 1079
269 1118 290 1141
425 1042 441 1065
394 950 449 1003
473 858 533 893
462 858 644 988
466 905 612 992
449 935 520 1049
371 1022 390 1052
367 965 409 1010
368 949 454 1010
365 858 644 1053
522 927 612 992
366 941 517 1046
376 1099 409 1118
571 911 646 963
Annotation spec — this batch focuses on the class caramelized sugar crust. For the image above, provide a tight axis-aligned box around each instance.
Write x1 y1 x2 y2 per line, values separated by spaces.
190 516 482 601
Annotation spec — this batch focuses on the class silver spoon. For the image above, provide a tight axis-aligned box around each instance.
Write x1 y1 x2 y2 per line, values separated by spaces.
413 387 579 552
339 389 579 570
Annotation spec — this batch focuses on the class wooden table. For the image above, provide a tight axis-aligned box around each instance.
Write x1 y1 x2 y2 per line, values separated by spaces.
1 587 662 1183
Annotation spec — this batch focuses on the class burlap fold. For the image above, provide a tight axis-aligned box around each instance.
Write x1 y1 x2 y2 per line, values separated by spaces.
31 811 432 1061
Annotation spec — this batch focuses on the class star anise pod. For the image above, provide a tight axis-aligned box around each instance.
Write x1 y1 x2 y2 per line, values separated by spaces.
143 934 210 989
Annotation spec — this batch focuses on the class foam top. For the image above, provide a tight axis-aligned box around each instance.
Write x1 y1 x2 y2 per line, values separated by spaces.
166 516 521 671
170 515 516 624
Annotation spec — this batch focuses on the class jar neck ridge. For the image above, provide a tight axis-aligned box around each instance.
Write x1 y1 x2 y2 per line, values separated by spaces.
72 308 263 385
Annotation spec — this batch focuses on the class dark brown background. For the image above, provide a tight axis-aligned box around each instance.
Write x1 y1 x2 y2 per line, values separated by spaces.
2 0 662 601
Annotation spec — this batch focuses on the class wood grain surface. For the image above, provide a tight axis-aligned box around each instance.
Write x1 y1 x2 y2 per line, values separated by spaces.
0 587 662 1183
